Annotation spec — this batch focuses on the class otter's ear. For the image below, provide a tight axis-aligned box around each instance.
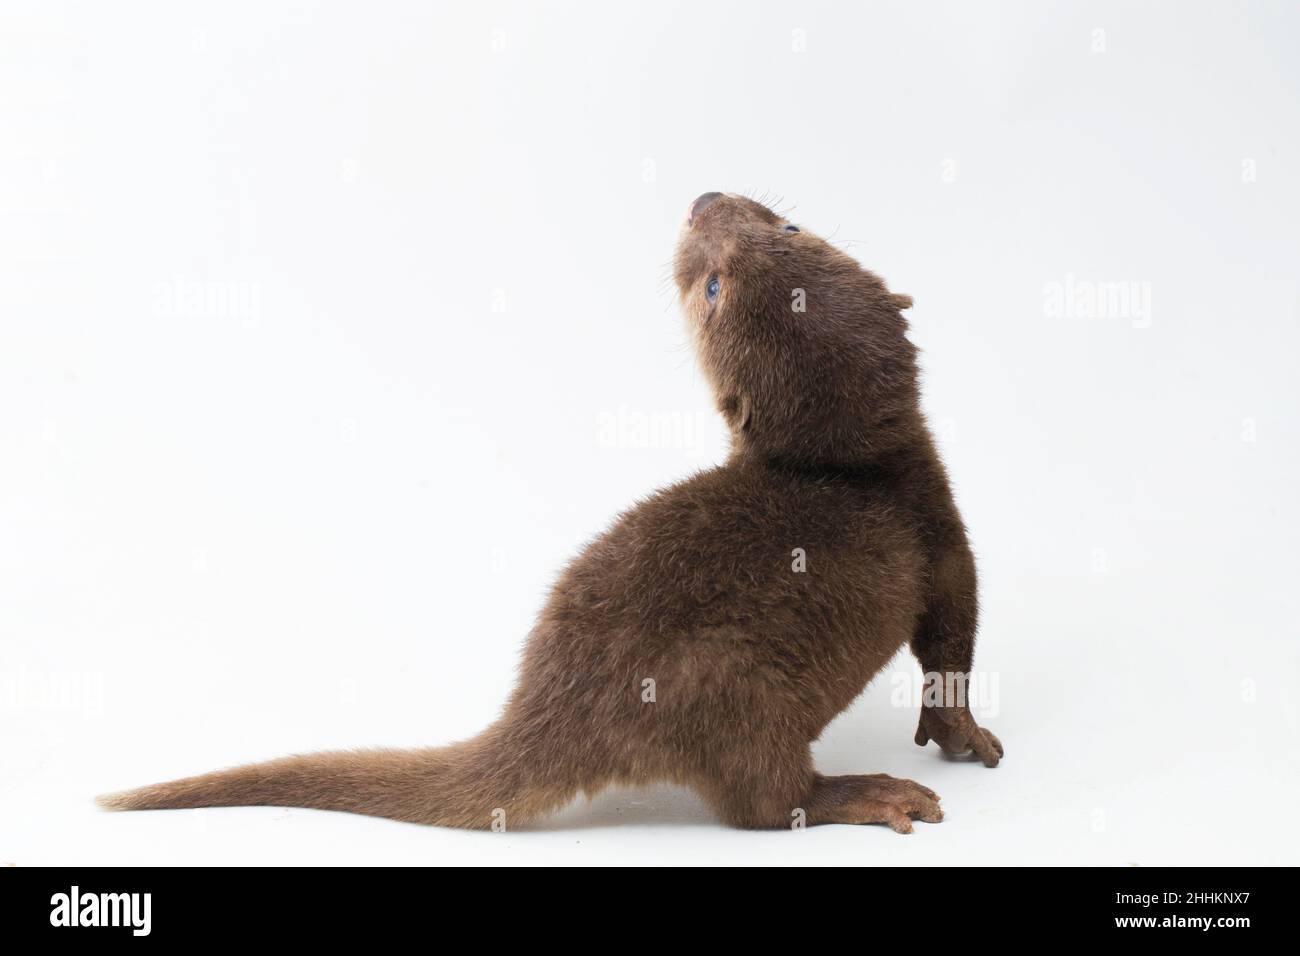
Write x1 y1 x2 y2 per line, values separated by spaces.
720 393 753 432
890 293 914 310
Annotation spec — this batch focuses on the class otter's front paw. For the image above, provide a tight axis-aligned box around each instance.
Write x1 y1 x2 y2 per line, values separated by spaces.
915 706 1003 768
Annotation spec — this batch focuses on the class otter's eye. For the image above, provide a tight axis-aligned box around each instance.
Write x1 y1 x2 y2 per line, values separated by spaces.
783 224 800 233
706 275 720 302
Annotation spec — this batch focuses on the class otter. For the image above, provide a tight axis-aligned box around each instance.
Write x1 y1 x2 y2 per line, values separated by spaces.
98 192 1002 832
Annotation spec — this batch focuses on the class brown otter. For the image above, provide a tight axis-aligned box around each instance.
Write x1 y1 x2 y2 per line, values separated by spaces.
98 192 1001 832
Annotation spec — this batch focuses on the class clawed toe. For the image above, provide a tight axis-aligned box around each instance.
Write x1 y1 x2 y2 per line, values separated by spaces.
867 792 943 833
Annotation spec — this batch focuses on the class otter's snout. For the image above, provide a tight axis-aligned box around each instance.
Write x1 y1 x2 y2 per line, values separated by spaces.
688 191 723 224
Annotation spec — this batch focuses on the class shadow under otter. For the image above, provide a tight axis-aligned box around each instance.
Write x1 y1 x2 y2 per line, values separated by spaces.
99 192 1002 832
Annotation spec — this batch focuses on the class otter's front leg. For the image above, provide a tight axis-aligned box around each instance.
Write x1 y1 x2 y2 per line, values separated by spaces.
909 541 1004 768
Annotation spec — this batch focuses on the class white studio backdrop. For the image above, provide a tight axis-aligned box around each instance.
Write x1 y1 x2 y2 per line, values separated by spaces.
1 0 1297 865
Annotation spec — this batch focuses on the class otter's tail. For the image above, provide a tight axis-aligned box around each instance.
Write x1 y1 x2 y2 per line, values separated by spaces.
96 720 574 829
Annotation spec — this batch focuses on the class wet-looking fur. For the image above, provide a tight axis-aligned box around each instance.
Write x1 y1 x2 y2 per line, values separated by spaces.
99 193 1002 832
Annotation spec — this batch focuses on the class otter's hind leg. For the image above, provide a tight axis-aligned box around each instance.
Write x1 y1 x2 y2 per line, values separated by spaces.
804 774 943 833
700 740 942 833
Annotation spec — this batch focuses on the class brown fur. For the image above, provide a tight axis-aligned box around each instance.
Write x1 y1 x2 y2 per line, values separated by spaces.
98 193 1002 832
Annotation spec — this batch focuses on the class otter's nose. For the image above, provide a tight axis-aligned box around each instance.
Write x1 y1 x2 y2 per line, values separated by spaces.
688 191 723 224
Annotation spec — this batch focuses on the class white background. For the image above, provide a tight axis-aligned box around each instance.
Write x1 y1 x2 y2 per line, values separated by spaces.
3 0 1298 866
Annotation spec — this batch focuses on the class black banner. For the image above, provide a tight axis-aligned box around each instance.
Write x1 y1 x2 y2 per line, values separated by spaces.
0 866 1289 940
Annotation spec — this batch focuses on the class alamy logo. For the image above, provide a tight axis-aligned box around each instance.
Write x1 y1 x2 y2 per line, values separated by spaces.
1043 273 1152 328
50 886 151 936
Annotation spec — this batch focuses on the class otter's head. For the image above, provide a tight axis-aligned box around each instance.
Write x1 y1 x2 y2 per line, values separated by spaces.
674 192 920 469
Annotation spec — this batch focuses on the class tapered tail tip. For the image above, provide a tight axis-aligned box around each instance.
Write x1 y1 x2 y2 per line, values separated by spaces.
95 788 144 811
